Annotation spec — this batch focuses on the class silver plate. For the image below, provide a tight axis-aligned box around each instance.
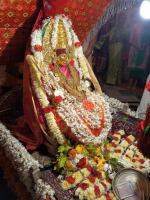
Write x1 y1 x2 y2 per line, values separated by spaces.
112 168 150 200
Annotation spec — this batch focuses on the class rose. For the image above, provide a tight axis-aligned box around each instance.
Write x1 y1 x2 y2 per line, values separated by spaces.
94 185 101 196
77 157 87 168
43 106 54 113
34 45 42 52
75 42 81 48
79 183 89 190
48 63 54 70
53 96 63 104
66 176 75 184
145 80 150 92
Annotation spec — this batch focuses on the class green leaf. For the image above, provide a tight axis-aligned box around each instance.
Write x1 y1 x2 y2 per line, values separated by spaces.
87 144 96 153
58 145 65 153
144 124 150 137
110 158 118 165
104 139 109 146
83 149 89 156
58 155 67 169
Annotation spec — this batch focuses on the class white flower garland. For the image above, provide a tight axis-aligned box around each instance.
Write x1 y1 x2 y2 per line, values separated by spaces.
28 56 65 145
57 92 112 145
31 29 43 61
30 15 112 146
0 123 55 200
103 93 138 118
51 16 60 50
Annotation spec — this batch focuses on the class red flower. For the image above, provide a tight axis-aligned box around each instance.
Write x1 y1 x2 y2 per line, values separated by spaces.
132 159 136 163
69 59 75 66
97 172 102 179
105 193 111 200
68 149 77 159
83 100 95 111
113 136 119 141
48 63 54 70
101 182 107 190
53 96 63 104
34 45 42 52
43 106 54 113
79 183 89 190
126 138 132 144
94 185 101 196
88 175 95 183
111 142 117 148
66 176 75 184
139 159 145 164
91 168 98 177
145 80 150 92
77 157 87 168
75 42 81 48
115 149 121 153
86 165 93 172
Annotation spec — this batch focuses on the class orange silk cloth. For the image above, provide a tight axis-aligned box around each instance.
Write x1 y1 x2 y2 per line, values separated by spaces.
0 0 111 64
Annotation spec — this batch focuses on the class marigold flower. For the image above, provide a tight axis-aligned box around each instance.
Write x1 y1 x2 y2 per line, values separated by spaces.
83 100 95 111
65 160 74 170
75 144 85 154
68 149 77 158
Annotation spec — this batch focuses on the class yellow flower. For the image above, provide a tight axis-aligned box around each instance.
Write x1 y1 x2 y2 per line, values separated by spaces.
95 147 102 156
75 144 85 154
94 156 105 171
65 160 74 170
61 180 70 190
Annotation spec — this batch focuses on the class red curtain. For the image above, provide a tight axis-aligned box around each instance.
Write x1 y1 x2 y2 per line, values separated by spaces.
43 0 111 42
0 0 111 63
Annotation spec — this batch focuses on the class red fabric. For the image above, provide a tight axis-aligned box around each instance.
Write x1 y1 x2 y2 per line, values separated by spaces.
1 0 111 149
0 0 42 64
43 0 111 42
0 0 111 63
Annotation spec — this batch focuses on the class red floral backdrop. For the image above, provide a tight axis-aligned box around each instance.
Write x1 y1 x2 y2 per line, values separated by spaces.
0 0 111 64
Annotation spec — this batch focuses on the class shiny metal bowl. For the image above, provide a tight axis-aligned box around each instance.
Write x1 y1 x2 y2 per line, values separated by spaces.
112 168 150 200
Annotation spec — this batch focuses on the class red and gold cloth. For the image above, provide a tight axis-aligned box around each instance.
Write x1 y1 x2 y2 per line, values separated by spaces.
0 0 111 64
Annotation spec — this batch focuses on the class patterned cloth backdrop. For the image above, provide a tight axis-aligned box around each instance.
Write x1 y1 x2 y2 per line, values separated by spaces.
0 0 111 64
0 0 42 64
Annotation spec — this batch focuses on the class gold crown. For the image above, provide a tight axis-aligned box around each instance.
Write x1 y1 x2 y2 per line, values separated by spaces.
56 20 68 49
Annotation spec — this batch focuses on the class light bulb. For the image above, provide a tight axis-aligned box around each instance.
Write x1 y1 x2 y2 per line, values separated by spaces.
140 0 150 19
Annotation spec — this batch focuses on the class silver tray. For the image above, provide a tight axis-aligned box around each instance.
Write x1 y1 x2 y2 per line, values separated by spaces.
112 168 150 200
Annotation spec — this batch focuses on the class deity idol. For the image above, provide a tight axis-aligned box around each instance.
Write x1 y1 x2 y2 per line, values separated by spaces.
20 15 112 153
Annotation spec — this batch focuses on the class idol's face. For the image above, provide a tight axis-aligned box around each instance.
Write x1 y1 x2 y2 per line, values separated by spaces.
57 53 69 66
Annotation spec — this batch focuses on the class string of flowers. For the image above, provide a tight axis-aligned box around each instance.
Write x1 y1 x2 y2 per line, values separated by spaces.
30 15 112 146
0 123 55 200
27 55 65 145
